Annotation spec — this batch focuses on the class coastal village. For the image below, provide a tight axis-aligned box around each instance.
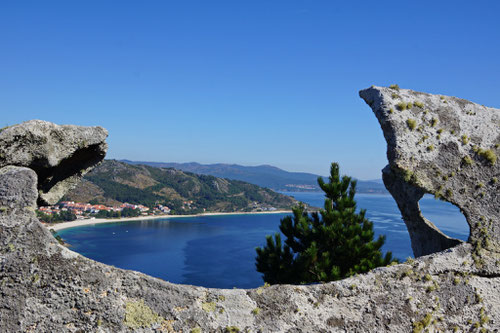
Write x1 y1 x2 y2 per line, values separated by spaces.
37 201 173 221
37 200 282 223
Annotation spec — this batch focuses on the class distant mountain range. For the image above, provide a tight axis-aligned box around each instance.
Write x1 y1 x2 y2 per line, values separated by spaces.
121 160 388 194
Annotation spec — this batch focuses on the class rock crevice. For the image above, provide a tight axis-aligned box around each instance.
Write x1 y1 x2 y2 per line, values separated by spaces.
382 165 462 257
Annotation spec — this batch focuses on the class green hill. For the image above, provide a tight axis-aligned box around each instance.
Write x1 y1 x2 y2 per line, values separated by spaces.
63 160 298 214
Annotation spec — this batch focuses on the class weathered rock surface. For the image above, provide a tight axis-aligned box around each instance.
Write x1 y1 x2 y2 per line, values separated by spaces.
0 120 108 205
1 105 499 332
359 86 499 262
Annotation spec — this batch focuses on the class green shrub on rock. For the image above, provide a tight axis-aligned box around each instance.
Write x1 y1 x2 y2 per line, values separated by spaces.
478 149 497 165
407 119 417 131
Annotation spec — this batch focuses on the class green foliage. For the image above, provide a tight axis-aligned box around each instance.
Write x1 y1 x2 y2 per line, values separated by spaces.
396 101 414 111
430 117 438 127
95 210 121 218
121 207 141 217
427 145 435 152
255 163 395 284
461 135 469 145
462 156 473 166
251 307 261 315
93 207 141 219
413 313 433 333
389 84 400 90
86 174 162 207
396 102 408 111
414 101 424 108
477 149 497 165
36 210 76 223
50 230 65 245
406 119 417 131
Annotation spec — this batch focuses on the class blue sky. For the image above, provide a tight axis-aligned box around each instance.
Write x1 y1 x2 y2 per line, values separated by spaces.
1 1 499 179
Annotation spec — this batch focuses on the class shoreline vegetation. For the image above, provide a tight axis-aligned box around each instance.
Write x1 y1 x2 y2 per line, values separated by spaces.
47 210 293 232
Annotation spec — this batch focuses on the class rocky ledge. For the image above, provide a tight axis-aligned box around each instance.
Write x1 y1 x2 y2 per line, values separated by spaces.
0 120 108 205
0 97 499 332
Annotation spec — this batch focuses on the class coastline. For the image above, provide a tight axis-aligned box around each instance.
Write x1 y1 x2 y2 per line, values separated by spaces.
47 210 292 232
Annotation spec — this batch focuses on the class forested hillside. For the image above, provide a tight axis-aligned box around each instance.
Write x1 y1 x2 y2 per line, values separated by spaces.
63 160 298 214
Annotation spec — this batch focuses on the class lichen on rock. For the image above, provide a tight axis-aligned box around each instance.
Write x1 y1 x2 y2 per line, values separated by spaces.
124 299 164 329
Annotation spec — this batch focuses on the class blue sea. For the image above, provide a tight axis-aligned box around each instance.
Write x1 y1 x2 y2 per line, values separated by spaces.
56 192 469 289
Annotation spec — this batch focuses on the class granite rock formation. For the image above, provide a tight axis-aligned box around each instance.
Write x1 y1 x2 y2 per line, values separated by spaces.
0 120 108 205
1 103 499 332
359 86 499 262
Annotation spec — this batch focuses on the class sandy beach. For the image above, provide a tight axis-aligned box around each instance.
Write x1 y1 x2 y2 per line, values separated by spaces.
47 210 292 232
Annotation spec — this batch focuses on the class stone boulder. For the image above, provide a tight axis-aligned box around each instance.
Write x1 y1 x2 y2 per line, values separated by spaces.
0 120 108 205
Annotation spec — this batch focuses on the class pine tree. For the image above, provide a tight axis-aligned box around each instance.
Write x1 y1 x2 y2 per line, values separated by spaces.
255 162 395 284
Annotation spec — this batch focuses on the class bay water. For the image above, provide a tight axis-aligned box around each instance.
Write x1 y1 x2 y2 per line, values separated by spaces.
57 192 469 288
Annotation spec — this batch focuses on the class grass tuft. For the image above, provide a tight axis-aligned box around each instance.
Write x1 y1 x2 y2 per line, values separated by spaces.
396 102 407 111
478 149 497 165
406 119 417 131
463 155 473 166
